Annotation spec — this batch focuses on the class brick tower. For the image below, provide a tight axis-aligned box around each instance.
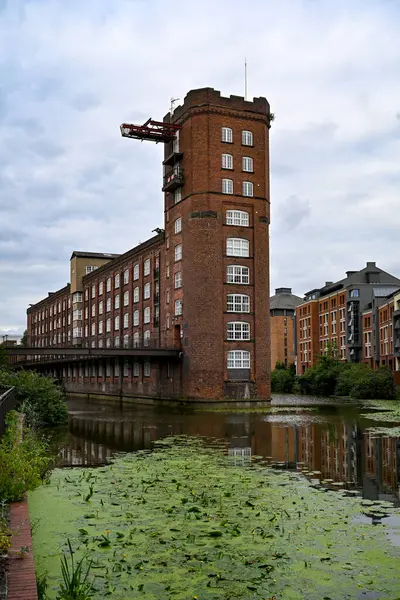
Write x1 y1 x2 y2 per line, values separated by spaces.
162 88 271 400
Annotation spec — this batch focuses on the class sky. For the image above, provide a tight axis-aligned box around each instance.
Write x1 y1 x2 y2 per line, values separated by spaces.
1 0 400 335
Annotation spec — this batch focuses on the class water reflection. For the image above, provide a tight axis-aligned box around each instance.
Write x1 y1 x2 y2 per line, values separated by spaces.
58 396 400 506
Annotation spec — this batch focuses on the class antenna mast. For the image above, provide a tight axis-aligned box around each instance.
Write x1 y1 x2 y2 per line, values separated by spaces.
244 58 248 101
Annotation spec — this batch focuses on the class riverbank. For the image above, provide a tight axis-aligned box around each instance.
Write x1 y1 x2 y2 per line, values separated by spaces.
7 498 38 600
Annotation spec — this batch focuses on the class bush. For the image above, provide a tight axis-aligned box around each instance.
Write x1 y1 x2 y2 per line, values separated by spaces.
0 369 68 428
335 363 368 397
271 368 295 393
0 411 51 502
350 367 396 400
297 354 343 397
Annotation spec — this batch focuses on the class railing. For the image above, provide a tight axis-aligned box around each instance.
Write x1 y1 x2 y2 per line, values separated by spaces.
0 385 17 437
162 168 184 191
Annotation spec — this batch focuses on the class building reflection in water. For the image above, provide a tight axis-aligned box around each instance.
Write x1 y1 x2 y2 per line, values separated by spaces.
58 400 400 505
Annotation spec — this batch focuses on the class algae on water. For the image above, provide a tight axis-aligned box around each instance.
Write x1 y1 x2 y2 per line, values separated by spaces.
29 437 400 600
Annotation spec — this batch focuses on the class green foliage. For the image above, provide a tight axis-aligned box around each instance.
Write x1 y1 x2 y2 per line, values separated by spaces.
0 369 67 428
20 330 28 347
37 572 49 600
0 411 51 502
0 347 9 370
29 437 400 599
271 368 295 393
57 539 94 600
297 354 396 400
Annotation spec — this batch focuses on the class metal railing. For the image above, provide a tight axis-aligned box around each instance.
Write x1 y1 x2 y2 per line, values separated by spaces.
0 385 17 437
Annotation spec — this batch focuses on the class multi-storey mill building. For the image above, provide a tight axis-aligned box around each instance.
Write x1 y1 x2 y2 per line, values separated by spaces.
26 87 273 402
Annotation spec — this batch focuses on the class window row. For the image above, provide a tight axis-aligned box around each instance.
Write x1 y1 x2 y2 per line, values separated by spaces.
222 154 254 172
84 285 155 316
84 258 154 299
222 179 254 197
63 360 151 378
221 128 253 146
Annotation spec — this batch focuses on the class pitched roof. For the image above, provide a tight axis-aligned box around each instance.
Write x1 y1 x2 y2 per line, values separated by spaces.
70 251 120 260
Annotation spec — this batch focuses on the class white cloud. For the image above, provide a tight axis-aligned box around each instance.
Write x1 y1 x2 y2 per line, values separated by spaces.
1 0 400 332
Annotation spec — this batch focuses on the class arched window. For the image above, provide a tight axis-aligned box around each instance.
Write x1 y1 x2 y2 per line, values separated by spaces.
227 294 250 313
227 350 250 369
226 238 249 257
227 322 250 340
227 265 250 284
222 154 233 169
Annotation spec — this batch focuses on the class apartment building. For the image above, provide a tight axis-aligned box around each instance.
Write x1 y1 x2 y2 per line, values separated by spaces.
26 87 272 401
270 287 302 369
296 262 400 373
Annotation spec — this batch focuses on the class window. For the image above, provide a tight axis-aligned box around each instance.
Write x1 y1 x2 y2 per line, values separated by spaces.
221 127 233 143
114 316 120 330
133 310 139 327
227 294 250 312
124 313 129 329
72 292 82 303
115 294 120 309
106 337 111 348
99 282 103 295
84 290 88 302
99 301 103 315
174 271 182 289
242 130 253 146
174 188 182 204
73 309 82 321
227 350 250 369
242 181 253 197
98 321 103 334
91 304 96 317
242 156 253 172
123 360 129 376
106 278 111 292
134 287 139 303
106 363 111 376
114 361 120 375
132 332 139 348
91 323 95 336
226 210 249 226
222 178 233 194
133 264 139 280
124 291 129 306
86 265 97 275
175 299 183 316
144 282 151 300
123 335 129 349
144 361 151 377
106 318 111 333
174 217 182 234
175 244 182 261
226 238 249 257
227 265 250 284
133 362 140 376
144 307 151 324
123 269 129 285
144 330 151 347
227 322 250 340
222 154 233 169
90 285 95 299
106 298 111 312
144 259 151 276
350 289 359 298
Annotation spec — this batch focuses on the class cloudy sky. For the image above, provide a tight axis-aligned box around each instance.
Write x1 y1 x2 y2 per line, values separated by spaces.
1 0 400 335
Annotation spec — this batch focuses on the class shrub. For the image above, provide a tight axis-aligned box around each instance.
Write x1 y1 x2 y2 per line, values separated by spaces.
350 367 396 400
0 411 51 502
335 363 368 397
271 368 295 393
297 354 344 397
0 369 68 428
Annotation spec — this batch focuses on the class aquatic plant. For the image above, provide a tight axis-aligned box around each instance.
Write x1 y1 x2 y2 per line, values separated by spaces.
29 437 400 599
57 539 94 600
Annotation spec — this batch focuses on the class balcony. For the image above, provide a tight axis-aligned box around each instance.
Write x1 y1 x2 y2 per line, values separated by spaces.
163 168 184 192
163 151 183 167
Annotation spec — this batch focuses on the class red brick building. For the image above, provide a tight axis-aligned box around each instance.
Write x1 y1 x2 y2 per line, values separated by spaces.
26 87 272 401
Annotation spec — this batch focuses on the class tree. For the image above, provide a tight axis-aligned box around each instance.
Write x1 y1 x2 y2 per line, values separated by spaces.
20 329 28 347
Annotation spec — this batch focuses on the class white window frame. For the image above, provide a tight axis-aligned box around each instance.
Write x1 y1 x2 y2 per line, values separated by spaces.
144 330 151 347
114 316 120 330
123 335 129 349
99 301 103 315
144 361 151 377
91 304 96 317
144 282 151 300
242 181 254 197
106 318 111 333
123 269 129 285
133 362 140 376
174 271 182 289
227 265 250 284
106 278 111 292
227 350 250 369
227 322 250 340
222 178 233 194
106 298 111 312
175 244 182 262
124 291 129 306
115 273 120 288
98 320 103 334
134 287 139 303
115 294 120 309
91 285 96 299
226 210 249 227
133 310 139 327
91 322 95 336
133 264 139 280
144 307 151 324
144 259 151 277
226 238 249 257
242 130 253 146
242 156 253 172
222 154 233 169
123 313 129 329
227 294 250 313
99 282 103 295
221 127 233 143
174 217 182 234
174 188 182 204
133 333 140 348
175 299 183 316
